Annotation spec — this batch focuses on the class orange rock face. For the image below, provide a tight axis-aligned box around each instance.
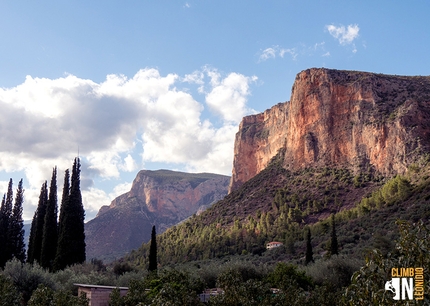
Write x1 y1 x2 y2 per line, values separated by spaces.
229 68 430 192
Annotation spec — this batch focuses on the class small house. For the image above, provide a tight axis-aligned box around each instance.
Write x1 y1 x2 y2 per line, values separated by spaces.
266 241 283 249
75 284 128 306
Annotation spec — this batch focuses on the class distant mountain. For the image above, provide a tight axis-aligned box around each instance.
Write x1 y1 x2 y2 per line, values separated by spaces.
24 222 31 252
85 170 230 261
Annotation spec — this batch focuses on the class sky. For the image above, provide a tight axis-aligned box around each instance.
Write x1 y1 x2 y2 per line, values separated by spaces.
0 1 429 221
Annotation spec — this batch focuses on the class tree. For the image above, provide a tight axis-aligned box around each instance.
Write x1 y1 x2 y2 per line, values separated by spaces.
0 179 14 267
54 158 86 270
149 225 157 272
26 210 37 264
27 182 48 264
305 227 314 265
330 214 338 256
0 195 7 268
1 180 14 266
41 167 58 270
53 168 69 271
8 179 26 263
0 274 22 305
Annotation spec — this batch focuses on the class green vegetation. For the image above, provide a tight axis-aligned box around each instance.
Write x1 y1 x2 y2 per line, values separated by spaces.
330 214 339 256
343 220 430 305
0 219 428 305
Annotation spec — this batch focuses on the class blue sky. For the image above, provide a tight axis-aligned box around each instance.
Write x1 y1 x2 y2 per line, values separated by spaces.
0 1 429 221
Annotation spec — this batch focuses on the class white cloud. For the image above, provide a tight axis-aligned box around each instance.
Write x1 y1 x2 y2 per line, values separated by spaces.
82 187 111 213
326 24 360 45
0 67 257 219
121 154 137 172
259 47 277 61
205 70 258 124
111 182 132 198
259 46 298 62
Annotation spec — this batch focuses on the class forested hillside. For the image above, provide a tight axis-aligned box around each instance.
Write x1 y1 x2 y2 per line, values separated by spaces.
126 151 430 266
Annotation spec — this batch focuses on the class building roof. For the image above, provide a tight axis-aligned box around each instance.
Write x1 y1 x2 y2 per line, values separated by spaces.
267 241 283 245
74 284 129 290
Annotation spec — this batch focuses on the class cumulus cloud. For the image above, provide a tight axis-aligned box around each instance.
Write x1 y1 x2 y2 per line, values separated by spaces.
0 67 257 220
205 69 258 124
326 24 360 45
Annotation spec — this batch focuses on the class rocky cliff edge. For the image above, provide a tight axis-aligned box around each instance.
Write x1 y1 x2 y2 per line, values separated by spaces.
230 68 430 192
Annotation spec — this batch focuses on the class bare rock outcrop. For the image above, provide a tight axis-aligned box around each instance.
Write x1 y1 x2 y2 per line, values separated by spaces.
230 68 430 192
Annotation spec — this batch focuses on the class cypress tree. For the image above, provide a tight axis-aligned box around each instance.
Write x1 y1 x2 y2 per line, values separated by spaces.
330 214 339 256
41 167 58 270
53 168 69 271
0 194 7 267
148 225 157 272
27 210 37 264
305 227 314 265
58 169 70 232
54 158 86 270
8 179 26 263
0 179 14 267
69 158 86 264
29 181 48 264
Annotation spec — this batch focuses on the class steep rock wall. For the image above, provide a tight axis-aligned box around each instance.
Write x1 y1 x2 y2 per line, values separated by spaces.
230 68 430 191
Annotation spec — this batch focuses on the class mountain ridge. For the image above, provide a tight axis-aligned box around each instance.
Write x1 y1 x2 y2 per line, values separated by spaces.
85 169 230 261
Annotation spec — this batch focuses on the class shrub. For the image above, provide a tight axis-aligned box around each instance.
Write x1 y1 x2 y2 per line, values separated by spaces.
0 273 22 306
343 220 430 304
302 256 362 289
28 285 89 306
266 262 313 290
2 259 55 303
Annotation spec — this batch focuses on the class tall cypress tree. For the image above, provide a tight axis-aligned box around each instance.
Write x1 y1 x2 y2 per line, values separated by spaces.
27 209 37 264
0 194 7 267
305 227 314 265
53 168 69 271
148 225 157 272
28 181 48 264
41 167 58 270
54 158 86 270
8 179 26 263
0 179 14 267
330 214 339 256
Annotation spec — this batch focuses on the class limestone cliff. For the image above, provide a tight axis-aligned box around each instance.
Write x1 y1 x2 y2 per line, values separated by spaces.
86 170 230 261
230 68 430 192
